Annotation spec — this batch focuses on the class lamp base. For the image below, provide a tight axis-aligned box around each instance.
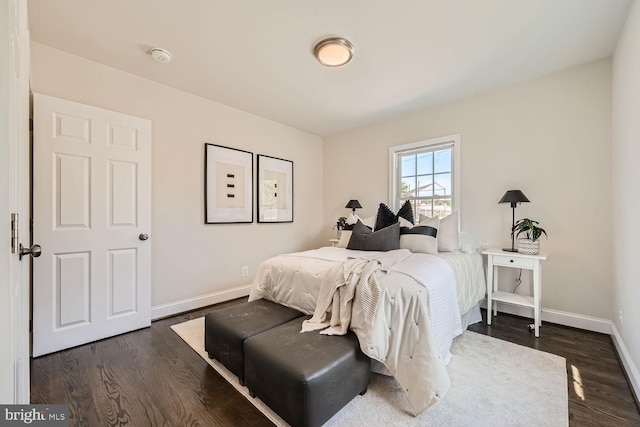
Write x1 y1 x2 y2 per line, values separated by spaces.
502 248 518 252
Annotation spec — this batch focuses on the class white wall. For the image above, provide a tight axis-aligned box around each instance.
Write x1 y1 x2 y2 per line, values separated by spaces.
612 0 640 398
30 43 324 315
324 59 612 321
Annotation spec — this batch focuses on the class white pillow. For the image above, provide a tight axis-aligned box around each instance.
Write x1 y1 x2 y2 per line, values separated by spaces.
418 215 440 228
400 216 439 254
336 230 352 248
361 215 376 230
438 211 459 252
398 216 413 228
419 211 459 252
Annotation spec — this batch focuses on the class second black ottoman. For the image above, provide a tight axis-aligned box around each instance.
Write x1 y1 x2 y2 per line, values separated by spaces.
204 299 304 384
244 317 371 427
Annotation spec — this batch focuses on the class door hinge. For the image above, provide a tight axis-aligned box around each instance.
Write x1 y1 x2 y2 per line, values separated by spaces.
11 213 19 254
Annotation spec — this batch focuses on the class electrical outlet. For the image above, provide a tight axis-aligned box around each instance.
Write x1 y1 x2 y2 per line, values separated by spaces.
619 305 624 325
242 266 249 277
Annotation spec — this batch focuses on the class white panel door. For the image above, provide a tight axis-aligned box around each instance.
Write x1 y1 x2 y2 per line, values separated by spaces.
2 0 30 402
32 93 152 357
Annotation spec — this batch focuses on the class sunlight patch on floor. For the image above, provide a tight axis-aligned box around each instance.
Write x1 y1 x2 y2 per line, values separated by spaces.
571 364 585 401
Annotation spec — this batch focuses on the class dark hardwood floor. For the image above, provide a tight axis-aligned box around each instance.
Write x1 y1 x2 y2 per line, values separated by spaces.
31 299 640 426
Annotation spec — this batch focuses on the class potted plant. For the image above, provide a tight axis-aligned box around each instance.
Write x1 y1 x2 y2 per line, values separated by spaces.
512 218 547 255
333 217 347 239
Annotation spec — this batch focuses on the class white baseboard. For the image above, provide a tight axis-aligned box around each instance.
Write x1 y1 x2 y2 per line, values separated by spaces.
611 324 640 403
481 300 613 334
151 285 252 320
538 307 613 334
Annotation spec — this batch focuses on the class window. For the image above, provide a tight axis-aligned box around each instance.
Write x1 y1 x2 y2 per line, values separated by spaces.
389 134 460 219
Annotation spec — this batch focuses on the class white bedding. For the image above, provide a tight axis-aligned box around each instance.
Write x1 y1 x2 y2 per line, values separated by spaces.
248 246 486 414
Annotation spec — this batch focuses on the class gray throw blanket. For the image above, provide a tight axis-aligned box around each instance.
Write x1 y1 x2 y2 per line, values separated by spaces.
301 249 410 335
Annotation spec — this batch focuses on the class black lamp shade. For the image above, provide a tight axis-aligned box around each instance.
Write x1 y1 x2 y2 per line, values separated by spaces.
345 200 362 210
498 190 530 207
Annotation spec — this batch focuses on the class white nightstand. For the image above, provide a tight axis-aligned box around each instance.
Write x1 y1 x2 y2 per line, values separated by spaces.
482 248 547 337
329 239 339 247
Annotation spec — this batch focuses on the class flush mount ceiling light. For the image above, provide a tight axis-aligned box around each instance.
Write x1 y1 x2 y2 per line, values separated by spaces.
150 47 172 63
313 37 354 67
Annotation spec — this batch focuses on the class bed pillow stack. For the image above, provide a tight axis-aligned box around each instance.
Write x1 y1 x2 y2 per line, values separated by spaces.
345 201 412 251
339 201 465 254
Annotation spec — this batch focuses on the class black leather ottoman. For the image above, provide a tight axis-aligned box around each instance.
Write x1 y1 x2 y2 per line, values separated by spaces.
244 317 371 427
204 299 304 384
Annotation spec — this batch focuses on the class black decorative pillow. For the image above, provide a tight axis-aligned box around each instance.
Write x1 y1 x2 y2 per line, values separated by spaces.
375 204 397 230
347 220 400 252
396 200 415 225
374 201 414 230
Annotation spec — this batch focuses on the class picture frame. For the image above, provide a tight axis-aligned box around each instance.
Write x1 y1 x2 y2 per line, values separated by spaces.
257 155 293 223
205 143 253 224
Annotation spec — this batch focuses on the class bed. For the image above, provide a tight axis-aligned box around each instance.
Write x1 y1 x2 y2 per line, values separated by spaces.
248 244 486 414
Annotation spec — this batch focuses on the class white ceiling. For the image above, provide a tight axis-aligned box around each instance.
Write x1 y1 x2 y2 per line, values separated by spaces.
27 0 632 137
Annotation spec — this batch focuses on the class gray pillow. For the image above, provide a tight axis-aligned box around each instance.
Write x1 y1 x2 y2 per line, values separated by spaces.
347 220 400 251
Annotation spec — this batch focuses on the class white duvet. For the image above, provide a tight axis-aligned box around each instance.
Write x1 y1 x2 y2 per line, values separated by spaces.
248 246 485 414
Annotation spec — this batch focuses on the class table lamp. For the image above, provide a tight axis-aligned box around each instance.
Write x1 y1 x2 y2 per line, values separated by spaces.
498 190 530 252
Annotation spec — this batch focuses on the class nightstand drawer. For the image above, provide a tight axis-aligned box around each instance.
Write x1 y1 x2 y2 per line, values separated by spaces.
492 255 535 269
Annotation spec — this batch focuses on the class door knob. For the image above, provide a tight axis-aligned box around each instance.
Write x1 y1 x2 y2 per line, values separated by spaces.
139 233 149 241
19 243 42 260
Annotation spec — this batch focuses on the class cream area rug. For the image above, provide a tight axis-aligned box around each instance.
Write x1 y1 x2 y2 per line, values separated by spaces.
171 318 568 426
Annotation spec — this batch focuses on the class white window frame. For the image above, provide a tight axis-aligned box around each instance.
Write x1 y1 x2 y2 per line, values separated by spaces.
388 134 461 217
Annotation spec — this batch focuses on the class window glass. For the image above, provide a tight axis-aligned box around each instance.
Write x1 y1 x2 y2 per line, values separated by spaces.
434 149 451 173
391 136 458 220
434 173 451 195
401 177 415 199
417 175 434 198
416 152 433 175
401 155 416 177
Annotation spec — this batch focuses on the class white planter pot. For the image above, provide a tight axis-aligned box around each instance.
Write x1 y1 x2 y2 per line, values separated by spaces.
517 238 540 255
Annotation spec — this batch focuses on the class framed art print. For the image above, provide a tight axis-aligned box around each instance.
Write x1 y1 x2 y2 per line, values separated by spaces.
257 155 293 223
205 143 253 223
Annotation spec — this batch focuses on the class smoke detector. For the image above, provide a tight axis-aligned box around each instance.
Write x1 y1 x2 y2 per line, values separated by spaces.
151 48 172 63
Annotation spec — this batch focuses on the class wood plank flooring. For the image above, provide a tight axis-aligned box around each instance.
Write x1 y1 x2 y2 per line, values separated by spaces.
31 299 640 426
